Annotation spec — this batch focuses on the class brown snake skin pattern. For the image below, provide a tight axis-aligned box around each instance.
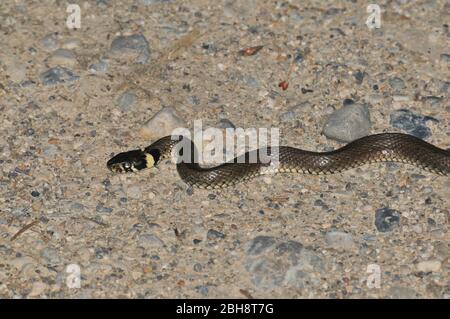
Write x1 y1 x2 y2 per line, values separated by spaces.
137 133 450 189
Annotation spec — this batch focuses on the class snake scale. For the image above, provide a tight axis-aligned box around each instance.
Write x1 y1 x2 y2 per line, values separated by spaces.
107 133 450 189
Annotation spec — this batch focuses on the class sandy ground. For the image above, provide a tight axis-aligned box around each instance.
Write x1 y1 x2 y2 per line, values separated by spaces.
0 0 449 298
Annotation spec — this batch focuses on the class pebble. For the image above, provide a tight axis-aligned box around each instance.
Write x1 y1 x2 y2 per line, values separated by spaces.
244 236 324 290
9 256 35 270
61 39 80 50
40 247 61 266
47 49 77 67
416 260 441 272
323 103 371 142
116 91 137 111
140 107 187 139
40 67 80 85
88 60 108 73
206 229 225 240
216 119 236 129
390 109 437 139
387 286 419 299
439 53 450 66
353 70 365 85
28 282 48 297
109 34 150 64
374 207 401 232
388 77 406 91
1 55 27 83
40 33 59 51
138 233 165 248
126 185 142 199
325 231 355 251
245 236 277 255
195 285 210 296
95 203 113 213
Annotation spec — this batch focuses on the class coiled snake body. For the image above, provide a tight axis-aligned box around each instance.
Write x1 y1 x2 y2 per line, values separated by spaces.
107 133 450 189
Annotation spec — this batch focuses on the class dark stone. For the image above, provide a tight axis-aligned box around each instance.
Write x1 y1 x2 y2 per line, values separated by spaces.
207 229 225 240
375 207 401 232
245 236 276 255
40 67 79 85
31 190 40 197
390 109 438 139
353 70 365 84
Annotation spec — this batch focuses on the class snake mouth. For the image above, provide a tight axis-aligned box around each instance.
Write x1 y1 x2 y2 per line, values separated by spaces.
107 149 147 173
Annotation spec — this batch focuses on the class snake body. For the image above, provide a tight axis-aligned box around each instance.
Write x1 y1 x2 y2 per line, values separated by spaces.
107 133 450 189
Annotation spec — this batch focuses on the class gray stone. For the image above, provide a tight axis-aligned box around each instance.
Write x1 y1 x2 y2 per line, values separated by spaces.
244 236 324 290
375 207 401 232
325 231 355 250
194 284 210 296
216 119 236 129
40 67 79 85
206 229 225 240
95 203 113 214
323 103 371 142
387 286 420 299
109 34 150 64
388 77 406 90
40 247 61 266
390 109 438 139
245 236 277 256
40 33 58 51
140 107 186 139
88 60 108 73
42 144 59 157
138 234 165 248
47 49 77 67
116 91 137 111
353 70 365 84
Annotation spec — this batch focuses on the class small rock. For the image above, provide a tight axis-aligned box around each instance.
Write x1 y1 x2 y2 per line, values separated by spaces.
40 67 79 85
416 260 441 272
440 53 450 67
323 103 371 142
61 39 80 50
126 185 142 199
40 247 61 266
140 107 187 139
206 229 225 240
387 286 419 299
216 119 236 129
325 231 355 250
109 34 150 64
95 203 113 213
389 77 406 91
47 49 77 67
1 55 27 83
138 234 165 248
116 91 137 111
40 33 59 51
195 285 209 296
9 256 35 270
353 70 365 84
390 109 438 139
244 236 324 290
88 60 108 73
28 282 48 297
245 236 277 255
375 207 401 232
343 98 354 106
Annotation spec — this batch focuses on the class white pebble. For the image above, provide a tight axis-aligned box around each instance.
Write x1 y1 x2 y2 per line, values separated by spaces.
416 260 441 272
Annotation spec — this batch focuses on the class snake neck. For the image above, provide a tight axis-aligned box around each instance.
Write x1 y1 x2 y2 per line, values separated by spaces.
144 135 199 166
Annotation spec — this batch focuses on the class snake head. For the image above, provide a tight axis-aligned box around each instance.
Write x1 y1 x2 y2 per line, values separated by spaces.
107 149 147 173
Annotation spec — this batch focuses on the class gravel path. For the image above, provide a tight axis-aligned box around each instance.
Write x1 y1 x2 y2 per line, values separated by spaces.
0 0 448 298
